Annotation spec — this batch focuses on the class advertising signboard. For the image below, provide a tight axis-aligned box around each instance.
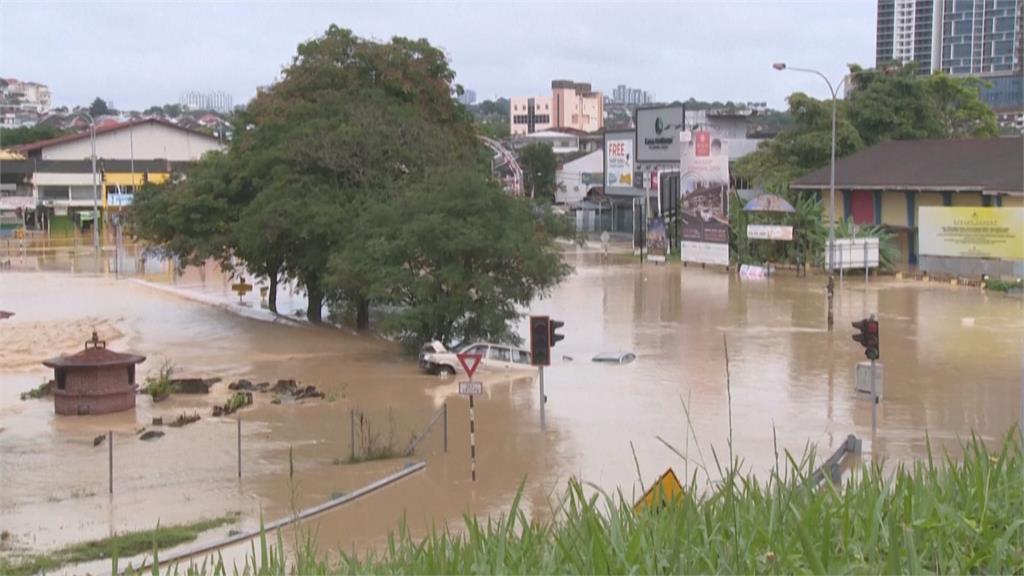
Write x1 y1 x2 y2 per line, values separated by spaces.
679 129 730 265
646 217 667 262
919 207 1024 260
605 138 633 188
747 224 793 241
636 105 684 162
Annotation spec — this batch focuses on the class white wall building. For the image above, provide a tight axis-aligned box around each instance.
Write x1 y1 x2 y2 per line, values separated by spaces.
556 149 603 205
1 78 52 113
516 130 580 155
16 118 224 162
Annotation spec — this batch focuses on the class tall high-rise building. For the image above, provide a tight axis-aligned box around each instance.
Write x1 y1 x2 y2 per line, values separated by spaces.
939 0 1022 75
876 0 1022 75
611 84 654 105
875 0 941 73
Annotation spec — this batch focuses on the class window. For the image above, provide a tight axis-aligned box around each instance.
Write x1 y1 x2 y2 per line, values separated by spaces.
70 186 96 201
488 346 511 362
56 368 67 390
463 344 487 356
512 349 531 365
128 365 135 387
39 186 69 201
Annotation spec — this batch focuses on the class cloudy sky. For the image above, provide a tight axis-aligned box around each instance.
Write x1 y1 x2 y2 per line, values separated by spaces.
2 1 875 111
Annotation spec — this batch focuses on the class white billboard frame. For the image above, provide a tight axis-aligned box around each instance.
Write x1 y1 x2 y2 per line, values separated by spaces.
635 105 685 163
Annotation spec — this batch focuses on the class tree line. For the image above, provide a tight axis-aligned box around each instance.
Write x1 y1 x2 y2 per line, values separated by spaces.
734 63 999 190
131 26 570 348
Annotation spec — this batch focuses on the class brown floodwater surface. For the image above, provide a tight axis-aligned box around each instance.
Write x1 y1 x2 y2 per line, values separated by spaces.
0 248 1021 572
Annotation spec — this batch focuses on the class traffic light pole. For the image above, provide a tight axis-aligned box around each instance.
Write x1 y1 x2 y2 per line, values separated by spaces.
870 357 877 439
539 365 546 431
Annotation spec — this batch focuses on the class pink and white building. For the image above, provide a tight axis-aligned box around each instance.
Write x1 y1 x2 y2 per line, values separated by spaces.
510 80 603 136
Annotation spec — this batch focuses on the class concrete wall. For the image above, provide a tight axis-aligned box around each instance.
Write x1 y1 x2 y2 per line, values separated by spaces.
43 122 223 162
881 191 907 226
917 191 945 207
919 255 1024 279
952 192 983 207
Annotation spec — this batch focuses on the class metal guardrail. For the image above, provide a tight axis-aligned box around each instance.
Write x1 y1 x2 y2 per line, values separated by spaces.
810 434 862 488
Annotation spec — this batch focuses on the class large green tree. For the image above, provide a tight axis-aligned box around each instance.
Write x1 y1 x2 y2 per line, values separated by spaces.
133 26 568 340
0 125 69 148
329 169 570 347
734 64 998 190
89 97 114 117
518 143 557 201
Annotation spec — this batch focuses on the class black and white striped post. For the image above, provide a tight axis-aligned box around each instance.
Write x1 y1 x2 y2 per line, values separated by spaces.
469 395 476 482
456 352 483 483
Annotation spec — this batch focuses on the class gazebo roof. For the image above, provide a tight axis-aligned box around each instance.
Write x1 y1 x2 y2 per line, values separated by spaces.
42 332 145 369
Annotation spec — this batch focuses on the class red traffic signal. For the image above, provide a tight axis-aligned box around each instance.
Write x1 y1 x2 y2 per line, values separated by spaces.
530 316 551 366
852 317 880 360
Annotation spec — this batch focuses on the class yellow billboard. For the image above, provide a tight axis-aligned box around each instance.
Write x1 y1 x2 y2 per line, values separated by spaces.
919 207 1024 260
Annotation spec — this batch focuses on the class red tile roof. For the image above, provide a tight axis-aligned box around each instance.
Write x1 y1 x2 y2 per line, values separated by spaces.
14 117 220 153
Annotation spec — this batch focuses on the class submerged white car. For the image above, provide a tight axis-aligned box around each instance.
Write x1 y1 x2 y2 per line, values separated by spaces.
419 341 533 377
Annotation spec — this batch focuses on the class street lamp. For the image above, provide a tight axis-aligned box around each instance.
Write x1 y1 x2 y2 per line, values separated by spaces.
772 62 848 277
72 110 101 252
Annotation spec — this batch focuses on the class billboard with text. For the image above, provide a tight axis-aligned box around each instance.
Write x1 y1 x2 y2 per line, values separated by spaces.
635 105 684 162
679 129 729 265
919 207 1024 260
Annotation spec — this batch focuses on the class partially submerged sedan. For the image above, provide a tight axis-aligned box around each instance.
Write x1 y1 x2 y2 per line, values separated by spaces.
592 351 637 364
419 341 533 377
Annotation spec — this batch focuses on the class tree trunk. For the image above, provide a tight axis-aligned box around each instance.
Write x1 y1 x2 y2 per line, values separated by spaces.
268 270 279 314
306 284 324 323
356 297 370 331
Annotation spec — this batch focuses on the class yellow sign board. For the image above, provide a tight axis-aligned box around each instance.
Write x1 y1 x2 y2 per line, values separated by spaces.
919 207 1024 260
633 468 683 512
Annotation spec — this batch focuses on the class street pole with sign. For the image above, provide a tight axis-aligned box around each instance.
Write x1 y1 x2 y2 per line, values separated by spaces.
457 352 483 482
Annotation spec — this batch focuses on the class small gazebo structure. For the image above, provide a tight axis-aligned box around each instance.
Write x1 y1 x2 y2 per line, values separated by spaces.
42 332 146 416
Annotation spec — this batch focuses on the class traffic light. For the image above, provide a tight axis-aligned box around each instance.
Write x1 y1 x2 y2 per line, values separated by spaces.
852 317 880 360
530 315 550 366
549 319 565 348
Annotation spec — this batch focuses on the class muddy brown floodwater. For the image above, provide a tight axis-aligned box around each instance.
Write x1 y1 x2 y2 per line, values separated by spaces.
1 246 1021 573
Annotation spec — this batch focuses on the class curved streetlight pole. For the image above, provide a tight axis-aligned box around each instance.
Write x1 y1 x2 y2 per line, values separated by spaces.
770 62 851 327
770 62 847 276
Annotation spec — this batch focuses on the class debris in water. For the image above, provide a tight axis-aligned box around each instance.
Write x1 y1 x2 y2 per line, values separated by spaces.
170 377 220 394
168 412 201 428
229 379 270 392
20 380 54 400
93 435 106 447
213 392 253 417
139 430 165 441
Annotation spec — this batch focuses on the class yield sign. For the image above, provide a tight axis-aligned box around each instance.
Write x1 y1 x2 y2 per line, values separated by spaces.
457 353 483 379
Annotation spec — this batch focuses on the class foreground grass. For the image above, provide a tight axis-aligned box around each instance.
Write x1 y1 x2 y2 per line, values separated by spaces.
0 515 237 576
155 432 1022 575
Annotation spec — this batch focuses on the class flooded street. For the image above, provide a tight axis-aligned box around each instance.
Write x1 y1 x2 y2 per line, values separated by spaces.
1 247 1021 571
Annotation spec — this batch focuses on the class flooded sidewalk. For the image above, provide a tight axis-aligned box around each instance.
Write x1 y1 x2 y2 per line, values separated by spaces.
0 250 1021 571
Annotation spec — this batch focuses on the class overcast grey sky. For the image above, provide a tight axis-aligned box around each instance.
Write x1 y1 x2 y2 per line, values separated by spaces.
2 1 875 111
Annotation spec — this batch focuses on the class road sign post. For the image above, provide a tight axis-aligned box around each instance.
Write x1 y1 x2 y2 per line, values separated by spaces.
469 394 476 482
456 352 483 482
